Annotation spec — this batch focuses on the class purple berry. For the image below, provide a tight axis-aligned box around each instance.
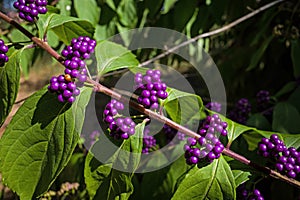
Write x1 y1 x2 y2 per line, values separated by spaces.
78 74 87 82
187 137 197 146
57 94 65 103
276 163 284 171
189 156 199 164
287 170 296 178
63 90 72 98
258 143 267 152
67 96 76 103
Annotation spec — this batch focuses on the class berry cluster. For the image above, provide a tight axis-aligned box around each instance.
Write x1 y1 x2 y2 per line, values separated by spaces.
205 102 222 113
134 69 168 109
48 74 80 103
0 39 9 67
258 134 300 178
237 184 264 200
13 0 48 23
142 126 156 154
163 124 185 143
103 99 136 140
48 36 96 103
228 98 251 124
61 36 96 83
256 90 270 111
184 114 228 165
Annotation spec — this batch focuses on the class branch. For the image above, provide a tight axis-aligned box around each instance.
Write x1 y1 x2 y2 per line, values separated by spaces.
139 0 286 67
1 1 300 189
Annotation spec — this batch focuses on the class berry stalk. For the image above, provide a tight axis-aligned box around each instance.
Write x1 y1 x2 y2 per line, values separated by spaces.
1 9 300 189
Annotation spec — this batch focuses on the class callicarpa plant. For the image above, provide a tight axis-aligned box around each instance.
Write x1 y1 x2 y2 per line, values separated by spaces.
0 0 300 200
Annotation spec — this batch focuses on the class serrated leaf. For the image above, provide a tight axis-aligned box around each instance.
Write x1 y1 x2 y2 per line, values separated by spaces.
215 114 253 145
164 88 203 124
95 40 139 76
0 50 20 126
48 14 95 44
74 0 100 25
0 86 92 200
272 102 300 134
291 39 300 78
85 121 145 200
171 156 236 200
232 170 250 187
281 134 300 149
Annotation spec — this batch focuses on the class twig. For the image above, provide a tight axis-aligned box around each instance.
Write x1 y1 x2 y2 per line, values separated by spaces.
1 0 299 189
0 12 65 63
138 0 286 67
14 96 31 104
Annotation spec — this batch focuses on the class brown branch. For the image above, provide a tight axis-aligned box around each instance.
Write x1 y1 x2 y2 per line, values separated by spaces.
139 0 286 67
0 12 65 63
1 0 300 189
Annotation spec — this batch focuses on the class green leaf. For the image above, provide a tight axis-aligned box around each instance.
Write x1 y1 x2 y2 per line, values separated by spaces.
58 153 85 185
48 14 95 44
272 102 300 134
56 0 72 16
291 39 300 78
85 121 145 200
19 47 35 78
0 86 92 200
0 50 20 126
172 0 197 31
116 23 132 47
161 0 177 14
95 40 139 76
246 113 271 131
37 6 60 38
216 114 253 145
164 88 203 124
74 0 100 25
281 134 300 149
140 156 190 200
288 87 300 113
232 170 250 187
144 0 164 18
9 25 31 42
116 0 137 28
246 36 274 71
274 81 297 98
242 131 264 151
171 156 236 200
